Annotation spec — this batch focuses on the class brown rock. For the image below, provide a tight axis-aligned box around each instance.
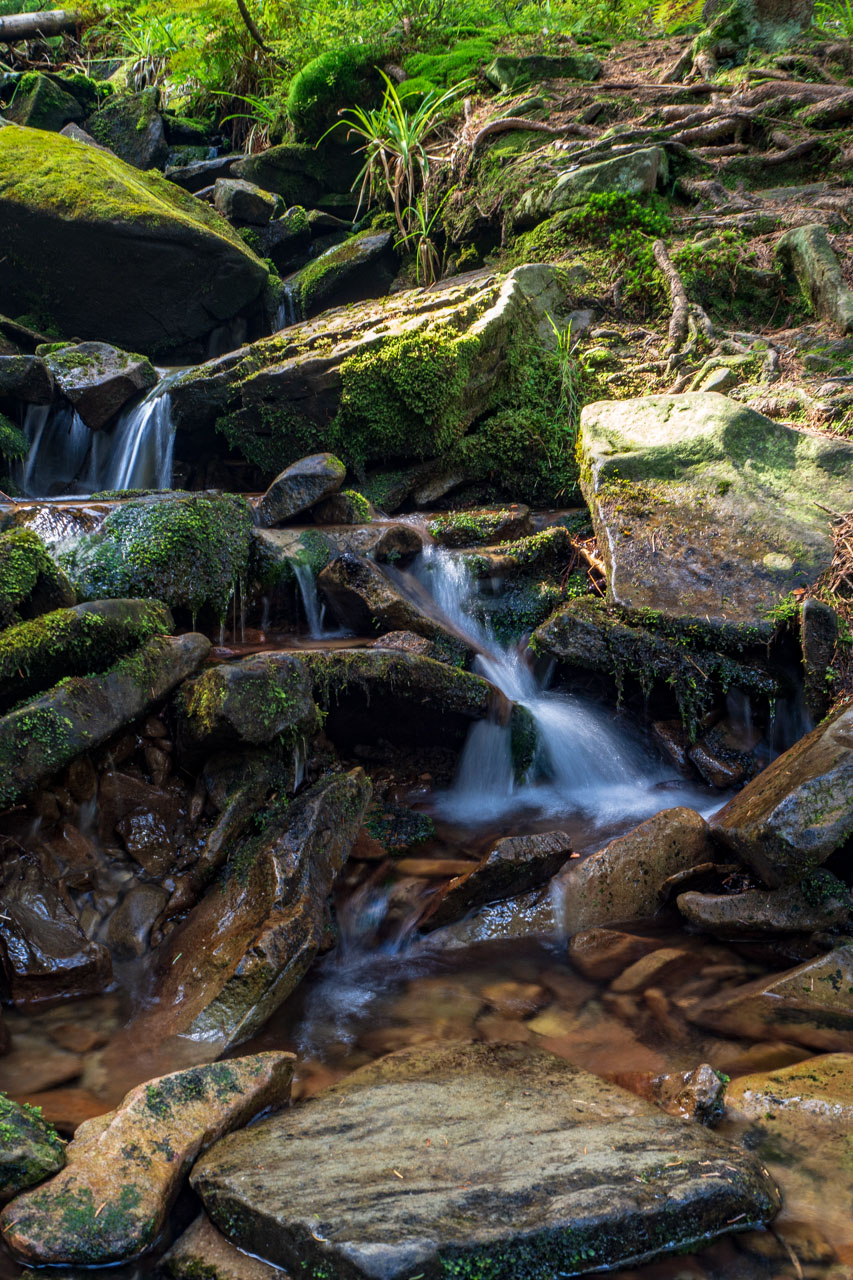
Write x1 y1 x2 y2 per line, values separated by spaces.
610 947 694 994
0 1039 83 1094
568 927 663 982
47 1025 108 1055
480 981 548 1018
163 1214 285 1280
0 1053 294 1266
432 831 574 927
677 880 852 937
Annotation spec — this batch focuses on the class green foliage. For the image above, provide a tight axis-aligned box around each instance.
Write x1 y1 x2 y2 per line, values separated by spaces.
286 44 386 141
0 529 68 631
815 0 853 33
0 412 28 464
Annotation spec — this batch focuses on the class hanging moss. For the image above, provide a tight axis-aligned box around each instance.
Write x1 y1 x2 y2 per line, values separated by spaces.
59 495 253 621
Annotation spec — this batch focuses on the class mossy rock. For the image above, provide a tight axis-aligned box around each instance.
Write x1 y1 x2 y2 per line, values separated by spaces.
4 73 83 133
59 495 254 622
85 88 168 171
0 125 268 355
0 598 173 712
290 230 395 319
0 1094 65 1203
0 528 74 631
405 36 499 88
178 652 320 752
485 53 601 92
230 142 357 206
285 45 386 143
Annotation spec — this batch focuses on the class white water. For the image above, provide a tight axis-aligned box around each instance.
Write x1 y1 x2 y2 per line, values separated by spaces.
275 280 301 330
413 547 711 827
293 562 349 640
18 385 175 498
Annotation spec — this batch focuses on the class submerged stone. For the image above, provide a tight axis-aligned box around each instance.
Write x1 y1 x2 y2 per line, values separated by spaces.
578 393 853 635
0 124 268 355
0 1053 294 1265
0 1094 65 1203
191 1041 780 1279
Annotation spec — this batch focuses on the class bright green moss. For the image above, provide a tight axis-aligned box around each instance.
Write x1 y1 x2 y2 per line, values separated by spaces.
0 1093 65 1200
0 528 70 630
0 411 28 463
405 36 499 88
285 45 386 141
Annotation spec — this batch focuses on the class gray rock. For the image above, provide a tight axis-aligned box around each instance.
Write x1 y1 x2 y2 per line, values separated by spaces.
318 554 465 650
287 230 395 320
578 392 853 636
0 633 211 809
43 342 159 430
85 88 169 171
801 597 838 720
518 147 667 223
229 143 341 206
165 155 236 192
558 807 715 934
687 944 853 1051
248 205 310 275
5 73 82 132
178 652 320 752
258 452 346 528
191 1042 780 1279
710 703 853 886
677 878 852 937
485 53 601 90
0 1094 65 1203
0 354 54 404
429 830 575 926
59 121 106 150
776 223 853 334
214 178 280 226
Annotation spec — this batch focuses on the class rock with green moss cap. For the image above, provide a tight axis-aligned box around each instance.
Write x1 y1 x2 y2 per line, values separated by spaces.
776 223 853 335
0 529 74 631
0 1052 294 1265
710 703 853 887
0 598 173 712
229 142 344 206
42 342 157 430
287 230 395 320
485 53 601 91
311 489 373 525
0 354 54 404
0 1095 66 1203
257 453 346 528
517 147 667 224
239 204 310 276
428 505 531 548
134 770 371 1049
190 1041 779 1279
60 494 253 621
214 178 280 227
84 87 168 170
579 392 853 638
178 653 320 753
5 73 83 133
0 125 268 355
0 632 210 809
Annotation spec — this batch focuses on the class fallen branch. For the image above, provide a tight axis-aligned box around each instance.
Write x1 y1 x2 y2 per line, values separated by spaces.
653 239 690 350
0 8 78 41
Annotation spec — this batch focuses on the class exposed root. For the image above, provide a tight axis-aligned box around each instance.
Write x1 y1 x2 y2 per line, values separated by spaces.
653 239 690 352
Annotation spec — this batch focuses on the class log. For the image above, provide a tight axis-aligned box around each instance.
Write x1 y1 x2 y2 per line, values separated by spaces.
0 9 79 41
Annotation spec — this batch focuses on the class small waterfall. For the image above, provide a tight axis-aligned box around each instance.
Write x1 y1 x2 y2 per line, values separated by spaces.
17 385 175 498
276 280 301 331
294 563 328 638
411 547 694 827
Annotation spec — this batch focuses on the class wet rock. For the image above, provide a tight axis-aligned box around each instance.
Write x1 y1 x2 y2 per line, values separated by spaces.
191 1041 779 1279
178 653 319 753
0 1039 84 1095
369 630 441 659
429 831 574 926
5 73 82 132
143 770 371 1048
0 529 74 630
287 230 396 319
0 354 54 404
801 597 838 720
106 885 169 960
616 1063 726 1126
0 599 173 713
42 342 157 430
0 125 268 356
311 489 373 525
0 1094 65 1202
687 944 853 1051
0 1053 294 1265
0 633 210 809
258 453 346 528
485 52 601 90
578 392 853 636
317 553 462 649
518 147 667 223
710 703 853 886
427 504 532 549
481 980 548 1017
0 853 112 1006
85 88 169 171
652 720 692 772
558 808 715 934
777 224 853 334
677 877 852 937
568 927 663 981
610 946 694 993
163 1214 285 1280
213 178 280 226
688 730 754 789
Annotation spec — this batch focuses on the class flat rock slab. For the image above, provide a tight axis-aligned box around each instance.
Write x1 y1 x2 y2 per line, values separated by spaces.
1 1052 294 1265
192 1042 780 1280
579 392 853 635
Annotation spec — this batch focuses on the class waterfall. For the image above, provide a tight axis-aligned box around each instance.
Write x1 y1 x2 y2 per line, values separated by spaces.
17 385 175 498
293 562 349 641
276 280 301 331
411 547 700 827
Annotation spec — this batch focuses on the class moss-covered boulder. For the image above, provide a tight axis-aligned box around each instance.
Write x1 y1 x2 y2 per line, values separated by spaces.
428 505 532 548
579 392 853 637
287 230 395 320
238 204 310 276
213 178 280 227
0 1054 293 1265
85 87 168 170
485 53 601 91
285 46 384 142
776 223 853 335
229 142 353 206
59 495 253 621
0 125 268 355
5 73 82 133
0 529 74 631
0 598 173 712
517 146 668 224
0 1096 65 1203
43 342 157 430
178 653 320 753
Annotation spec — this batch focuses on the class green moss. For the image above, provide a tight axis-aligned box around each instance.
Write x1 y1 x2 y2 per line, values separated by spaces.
800 868 850 907
405 36 499 88
0 1093 65 1200
216 402 325 477
58 495 253 621
0 528 70 630
0 411 28 463
286 45 387 142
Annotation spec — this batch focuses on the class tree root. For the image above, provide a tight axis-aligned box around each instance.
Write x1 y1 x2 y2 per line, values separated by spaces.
653 240 690 351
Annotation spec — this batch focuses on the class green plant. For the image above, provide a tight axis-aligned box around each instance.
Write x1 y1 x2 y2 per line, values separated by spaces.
210 88 279 151
396 186 455 283
323 70 469 236
814 0 853 33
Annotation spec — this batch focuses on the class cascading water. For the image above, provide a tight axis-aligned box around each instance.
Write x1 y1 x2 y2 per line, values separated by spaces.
276 280 301 330
293 562 349 641
18 382 176 498
411 546 710 827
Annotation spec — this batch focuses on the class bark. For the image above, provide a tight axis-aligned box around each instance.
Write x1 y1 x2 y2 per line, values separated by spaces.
0 9 78 41
653 239 690 351
234 0 270 51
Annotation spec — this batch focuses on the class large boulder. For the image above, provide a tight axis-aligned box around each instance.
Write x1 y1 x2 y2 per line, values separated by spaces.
485 52 601 90
43 342 157 430
85 88 169 170
229 142 352 206
191 1042 780 1278
710 703 853 886
579 392 853 637
0 125 268 355
0 354 54 404
0 1054 293 1265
